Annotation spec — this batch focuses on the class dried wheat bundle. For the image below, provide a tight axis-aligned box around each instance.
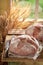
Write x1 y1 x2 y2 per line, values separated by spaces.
7 3 34 29
0 13 8 41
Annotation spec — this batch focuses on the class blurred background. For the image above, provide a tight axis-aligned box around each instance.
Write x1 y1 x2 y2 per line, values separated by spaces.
0 0 43 65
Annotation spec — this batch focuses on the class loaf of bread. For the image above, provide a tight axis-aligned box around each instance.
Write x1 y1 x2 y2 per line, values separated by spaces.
26 22 43 42
8 35 40 58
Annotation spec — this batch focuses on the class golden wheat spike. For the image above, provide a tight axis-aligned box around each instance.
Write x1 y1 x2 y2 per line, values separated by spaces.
7 3 32 29
10 5 28 20
19 5 31 21
19 21 34 29
8 4 20 19
8 3 31 20
15 4 31 19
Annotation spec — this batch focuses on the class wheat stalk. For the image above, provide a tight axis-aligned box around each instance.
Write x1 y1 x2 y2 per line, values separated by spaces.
7 3 33 29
